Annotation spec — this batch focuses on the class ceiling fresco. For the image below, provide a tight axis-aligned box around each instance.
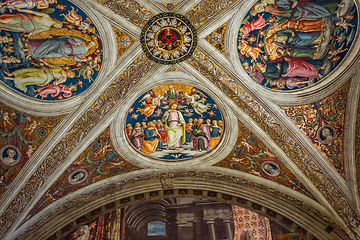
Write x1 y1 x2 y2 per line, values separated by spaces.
23 126 140 225
0 0 103 100
281 80 349 178
0 102 64 197
0 0 359 239
214 121 315 200
126 83 223 160
238 0 357 90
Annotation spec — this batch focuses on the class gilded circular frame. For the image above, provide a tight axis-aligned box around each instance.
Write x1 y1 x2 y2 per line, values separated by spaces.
140 12 197 65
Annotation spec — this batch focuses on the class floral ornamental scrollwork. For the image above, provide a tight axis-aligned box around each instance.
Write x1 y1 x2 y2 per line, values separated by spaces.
185 0 236 28
0 54 155 239
188 49 360 238
102 0 153 28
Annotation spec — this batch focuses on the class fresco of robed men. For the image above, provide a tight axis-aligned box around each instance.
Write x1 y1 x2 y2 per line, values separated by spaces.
238 0 357 90
125 84 224 160
0 0 102 100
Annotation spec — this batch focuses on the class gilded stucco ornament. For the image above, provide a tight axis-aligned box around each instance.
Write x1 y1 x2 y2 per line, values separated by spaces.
141 13 197 64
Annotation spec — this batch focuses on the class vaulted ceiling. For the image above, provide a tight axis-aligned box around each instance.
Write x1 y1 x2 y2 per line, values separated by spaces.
0 0 359 239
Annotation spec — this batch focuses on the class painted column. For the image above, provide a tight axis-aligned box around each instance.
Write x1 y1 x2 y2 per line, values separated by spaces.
206 220 217 240
223 219 234 239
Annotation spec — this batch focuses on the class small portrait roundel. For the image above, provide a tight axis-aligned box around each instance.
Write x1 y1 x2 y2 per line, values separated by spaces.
125 84 223 160
238 0 358 90
0 145 21 166
141 13 197 64
68 169 88 185
261 161 280 177
317 124 337 145
0 0 103 100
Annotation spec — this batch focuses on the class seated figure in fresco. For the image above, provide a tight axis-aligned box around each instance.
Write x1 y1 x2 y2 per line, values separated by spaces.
162 101 186 150
156 119 167 144
254 56 327 80
26 36 95 62
1 0 56 11
209 120 222 147
142 122 163 154
130 122 144 150
267 29 322 49
163 85 179 102
3 63 75 93
263 0 331 25
281 18 325 32
0 9 62 38
185 118 193 142
276 46 317 59
126 123 132 141
192 118 211 152
269 76 314 89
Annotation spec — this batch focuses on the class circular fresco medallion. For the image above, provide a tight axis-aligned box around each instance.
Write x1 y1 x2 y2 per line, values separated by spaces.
68 169 88 185
317 124 337 145
125 84 223 160
238 0 358 91
261 161 280 177
0 145 21 166
0 0 103 100
141 13 197 64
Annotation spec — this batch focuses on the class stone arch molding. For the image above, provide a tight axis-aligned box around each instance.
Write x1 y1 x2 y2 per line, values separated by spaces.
111 71 238 168
13 169 342 240
226 0 360 105
0 0 117 117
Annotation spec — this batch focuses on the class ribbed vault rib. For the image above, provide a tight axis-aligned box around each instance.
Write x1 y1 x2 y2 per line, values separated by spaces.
196 40 353 203
344 70 360 213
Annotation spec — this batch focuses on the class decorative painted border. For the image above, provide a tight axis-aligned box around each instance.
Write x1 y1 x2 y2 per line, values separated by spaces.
14 171 339 240
140 12 197 65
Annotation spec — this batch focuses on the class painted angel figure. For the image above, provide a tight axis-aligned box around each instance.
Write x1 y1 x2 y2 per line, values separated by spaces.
1 0 56 12
185 93 210 117
33 84 77 99
241 14 267 36
0 9 62 38
3 63 75 93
